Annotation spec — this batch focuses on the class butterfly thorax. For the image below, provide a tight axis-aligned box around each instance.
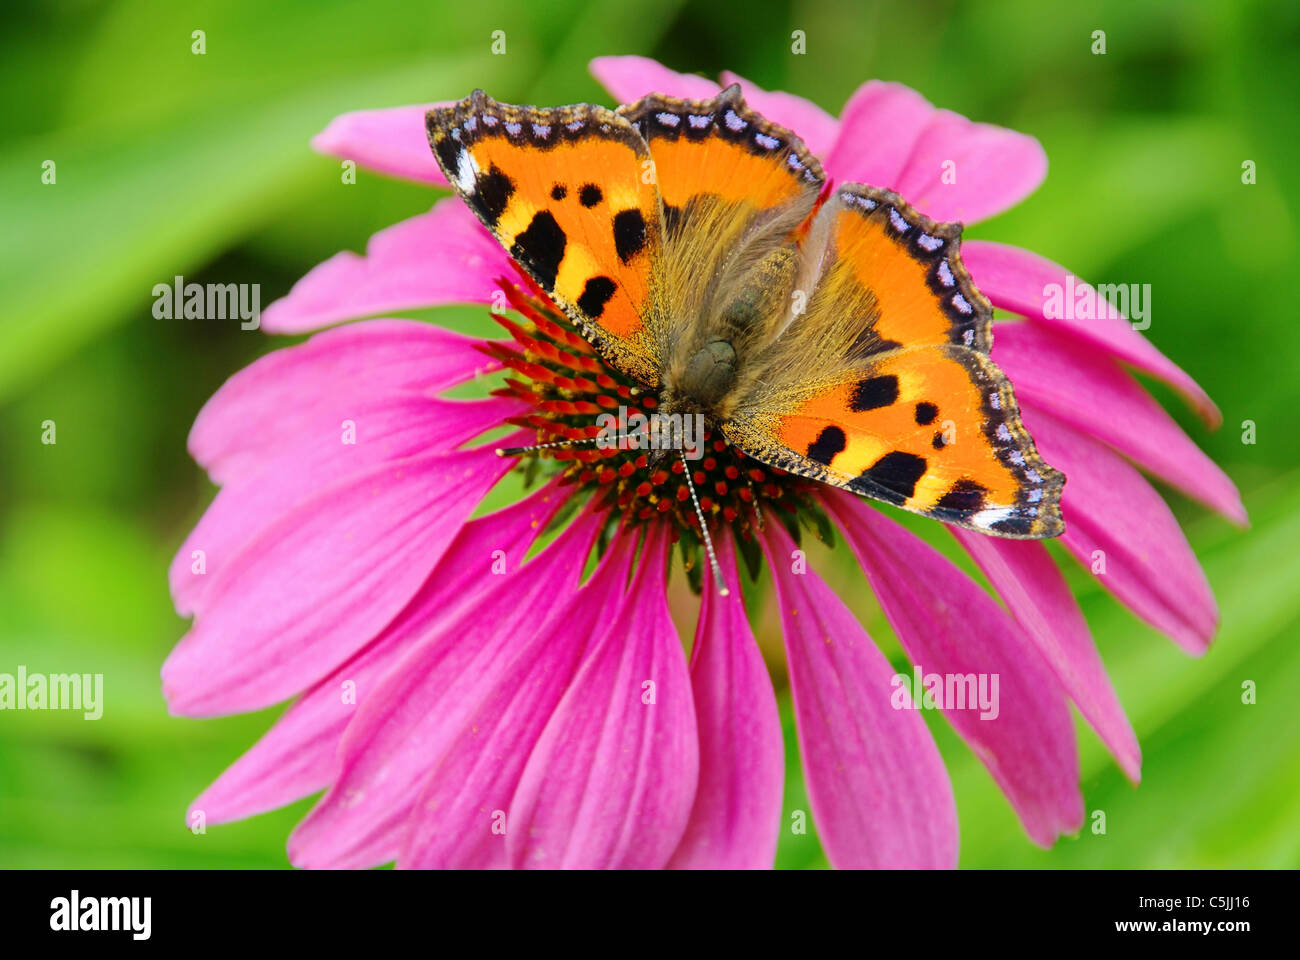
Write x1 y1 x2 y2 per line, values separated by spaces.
660 337 738 422
656 240 801 431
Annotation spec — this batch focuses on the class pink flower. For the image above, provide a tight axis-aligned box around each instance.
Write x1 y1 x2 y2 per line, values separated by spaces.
164 57 1245 869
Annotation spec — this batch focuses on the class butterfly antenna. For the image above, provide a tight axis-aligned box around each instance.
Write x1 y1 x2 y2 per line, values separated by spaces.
681 450 729 597
496 435 601 457
496 425 649 458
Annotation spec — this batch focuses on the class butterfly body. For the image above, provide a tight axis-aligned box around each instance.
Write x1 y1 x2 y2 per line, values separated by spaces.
428 86 1065 539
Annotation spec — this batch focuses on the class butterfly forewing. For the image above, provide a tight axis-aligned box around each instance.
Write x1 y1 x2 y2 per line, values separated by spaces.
618 86 825 370
426 91 665 385
618 85 824 222
725 185 1065 537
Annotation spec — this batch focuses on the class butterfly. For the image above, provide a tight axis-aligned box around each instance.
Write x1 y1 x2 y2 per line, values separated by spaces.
426 85 1064 548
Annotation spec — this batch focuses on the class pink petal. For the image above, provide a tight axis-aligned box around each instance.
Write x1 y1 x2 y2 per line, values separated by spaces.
964 240 1221 425
190 318 501 485
189 481 570 826
993 323 1245 524
173 395 523 617
397 529 640 869
666 535 783 869
824 492 1084 848
824 81 935 189
162 445 515 718
953 530 1141 783
287 509 605 869
191 685 346 829
824 81 1046 224
759 520 959 868
260 199 514 334
589 55 721 104
717 71 840 157
892 110 1047 224
311 103 449 186
506 527 699 869
1023 407 1219 654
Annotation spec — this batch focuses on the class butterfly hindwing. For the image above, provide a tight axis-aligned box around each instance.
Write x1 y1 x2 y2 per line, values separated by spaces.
427 91 664 384
725 185 1064 537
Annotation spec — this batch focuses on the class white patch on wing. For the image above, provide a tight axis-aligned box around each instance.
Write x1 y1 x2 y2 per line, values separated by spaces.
454 148 480 194
969 506 1017 529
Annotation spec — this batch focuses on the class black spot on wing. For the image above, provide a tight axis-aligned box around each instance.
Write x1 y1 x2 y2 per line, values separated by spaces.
850 375 899 411
579 184 603 207
510 211 567 291
433 137 461 176
914 401 938 425
476 165 516 223
932 431 948 450
576 276 616 319
935 478 986 513
612 209 648 263
855 451 927 504
550 183 567 201
807 426 847 466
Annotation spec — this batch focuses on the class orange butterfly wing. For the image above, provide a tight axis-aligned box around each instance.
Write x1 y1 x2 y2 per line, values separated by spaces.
426 91 664 385
724 185 1064 538
617 85 824 221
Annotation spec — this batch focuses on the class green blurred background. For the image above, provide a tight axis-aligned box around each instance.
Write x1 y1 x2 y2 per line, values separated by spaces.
2 0 1298 868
